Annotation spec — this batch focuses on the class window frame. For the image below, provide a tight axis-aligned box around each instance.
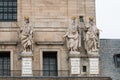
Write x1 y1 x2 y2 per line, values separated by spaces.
0 52 10 76
43 51 58 76
114 54 120 68
79 16 84 22
83 66 87 72
0 0 17 22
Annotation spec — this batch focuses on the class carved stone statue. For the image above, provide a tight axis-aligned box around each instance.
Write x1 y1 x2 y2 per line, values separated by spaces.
63 17 81 52
84 17 99 53
20 17 33 52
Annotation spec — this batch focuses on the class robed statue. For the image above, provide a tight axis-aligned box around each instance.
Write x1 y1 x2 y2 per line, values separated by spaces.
20 16 34 52
63 17 81 52
84 17 99 53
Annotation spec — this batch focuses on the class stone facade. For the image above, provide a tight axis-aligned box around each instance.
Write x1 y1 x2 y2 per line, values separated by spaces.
0 0 101 77
0 77 112 80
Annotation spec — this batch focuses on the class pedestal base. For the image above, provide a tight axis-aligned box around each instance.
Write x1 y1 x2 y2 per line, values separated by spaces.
70 58 80 75
88 51 99 57
20 52 33 57
69 51 80 54
21 52 33 76
89 58 99 74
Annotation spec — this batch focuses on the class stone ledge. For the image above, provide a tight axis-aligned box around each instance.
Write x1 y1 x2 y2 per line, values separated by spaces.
0 41 18 45
69 53 100 58
88 51 100 57
35 41 64 45
20 52 33 57
0 77 112 80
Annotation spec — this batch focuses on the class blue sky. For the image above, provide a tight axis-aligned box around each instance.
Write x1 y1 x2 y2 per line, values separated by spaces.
96 0 120 39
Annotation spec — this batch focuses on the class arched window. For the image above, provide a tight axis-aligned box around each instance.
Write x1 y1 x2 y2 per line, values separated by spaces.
114 54 120 68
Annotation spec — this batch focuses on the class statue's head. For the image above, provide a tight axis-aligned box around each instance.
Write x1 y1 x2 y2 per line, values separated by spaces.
24 16 29 23
89 16 94 21
71 16 76 20
71 16 76 25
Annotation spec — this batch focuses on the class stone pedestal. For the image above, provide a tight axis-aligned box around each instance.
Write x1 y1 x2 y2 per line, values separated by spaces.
88 51 99 56
88 51 99 75
69 51 80 54
69 51 80 75
70 58 80 75
89 58 99 74
20 52 33 76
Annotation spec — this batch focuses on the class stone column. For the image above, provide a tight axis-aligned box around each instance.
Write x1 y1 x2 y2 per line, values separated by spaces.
20 52 33 76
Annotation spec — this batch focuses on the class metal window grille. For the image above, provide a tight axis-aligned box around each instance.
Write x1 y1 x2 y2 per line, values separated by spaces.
114 54 120 67
79 16 84 22
0 52 10 76
0 0 17 21
83 66 87 72
43 52 58 76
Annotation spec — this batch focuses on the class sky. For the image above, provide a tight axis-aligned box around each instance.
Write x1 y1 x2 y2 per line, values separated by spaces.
96 0 120 39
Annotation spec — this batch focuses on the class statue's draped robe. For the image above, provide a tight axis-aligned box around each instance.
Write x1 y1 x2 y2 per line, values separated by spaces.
64 21 81 51
85 21 99 53
20 22 33 52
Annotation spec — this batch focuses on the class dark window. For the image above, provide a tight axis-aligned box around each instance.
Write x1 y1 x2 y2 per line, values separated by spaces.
83 66 87 72
43 51 58 76
79 16 84 22
0 0 17 21
0 51 10 76
114 54 120 67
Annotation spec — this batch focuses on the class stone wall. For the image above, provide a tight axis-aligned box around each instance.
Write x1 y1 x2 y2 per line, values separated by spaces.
100 39 120 80
0 77 112 80
0 0 96 74
0 0 96 42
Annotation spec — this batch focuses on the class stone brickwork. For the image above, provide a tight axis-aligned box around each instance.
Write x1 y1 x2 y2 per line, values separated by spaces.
0 0 95 71
100 39 120 80
0 0 96 42
0 0 98 77
0 77 112 80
